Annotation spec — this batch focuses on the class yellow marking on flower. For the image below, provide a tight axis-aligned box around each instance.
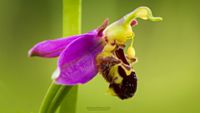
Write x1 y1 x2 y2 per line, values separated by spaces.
102 43 116 53
127 46 136 59
127 34 136 59
109 65 123 84
107 87 117 96
120 65 133 76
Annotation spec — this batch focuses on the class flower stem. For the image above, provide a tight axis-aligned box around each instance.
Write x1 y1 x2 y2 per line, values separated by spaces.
63 0 81 36
47 85 73 113
59 1 81 113
39 82 61 113
39 0 81 113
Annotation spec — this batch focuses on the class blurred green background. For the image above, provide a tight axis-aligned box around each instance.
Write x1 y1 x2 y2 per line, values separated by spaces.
0 0 200 113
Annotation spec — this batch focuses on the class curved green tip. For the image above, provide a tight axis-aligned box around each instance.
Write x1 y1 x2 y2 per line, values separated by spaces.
149 16 163 21
124 6 163 24
103 6 163 45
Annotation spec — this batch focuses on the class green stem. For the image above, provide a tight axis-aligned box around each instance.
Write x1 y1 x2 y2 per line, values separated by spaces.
59 1 81 113
47 86 72 113
63 0 81 36
39 82 61 113
39 0 81 113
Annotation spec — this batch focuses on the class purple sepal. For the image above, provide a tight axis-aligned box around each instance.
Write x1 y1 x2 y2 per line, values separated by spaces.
29 34 83 58
55 30 104 85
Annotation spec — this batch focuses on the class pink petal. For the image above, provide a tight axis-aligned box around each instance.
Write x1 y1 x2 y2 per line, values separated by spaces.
29 35 81 58
55 30 105 85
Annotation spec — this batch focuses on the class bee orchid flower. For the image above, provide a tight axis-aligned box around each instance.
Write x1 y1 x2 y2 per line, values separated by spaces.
29 6 162 99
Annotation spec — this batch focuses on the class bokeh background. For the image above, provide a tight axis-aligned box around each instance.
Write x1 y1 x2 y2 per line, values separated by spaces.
0 0 200 113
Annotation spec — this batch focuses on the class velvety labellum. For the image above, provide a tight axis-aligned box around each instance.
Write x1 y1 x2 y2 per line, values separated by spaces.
97 45 137 99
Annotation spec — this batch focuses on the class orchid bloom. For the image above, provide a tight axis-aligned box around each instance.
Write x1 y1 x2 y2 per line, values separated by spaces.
29 6 162 99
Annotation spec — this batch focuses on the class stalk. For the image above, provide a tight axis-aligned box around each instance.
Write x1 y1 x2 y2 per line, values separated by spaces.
59 0 81 112
47 86 73 113
58 1 81 113
39 82 61 113
39 0 81 113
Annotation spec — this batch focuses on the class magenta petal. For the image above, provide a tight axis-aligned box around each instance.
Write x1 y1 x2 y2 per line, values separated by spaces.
28 35 81 58
55 30 104 85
